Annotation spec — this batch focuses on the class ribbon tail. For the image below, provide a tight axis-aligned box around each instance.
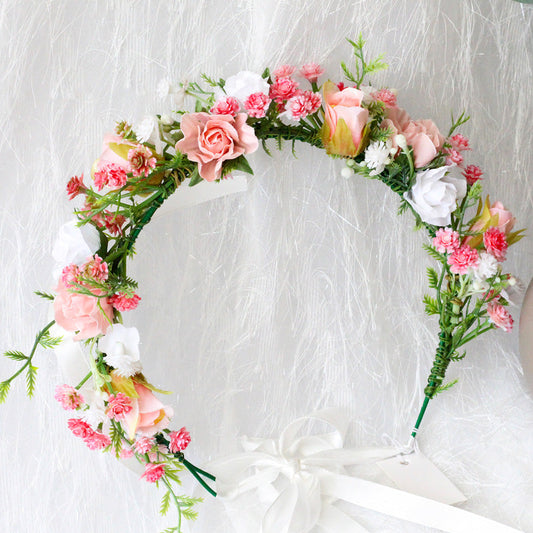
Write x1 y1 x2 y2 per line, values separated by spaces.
320 473 523 533
318 504 370 533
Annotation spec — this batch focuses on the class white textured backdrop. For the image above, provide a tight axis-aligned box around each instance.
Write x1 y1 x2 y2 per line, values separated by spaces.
0 1 532 532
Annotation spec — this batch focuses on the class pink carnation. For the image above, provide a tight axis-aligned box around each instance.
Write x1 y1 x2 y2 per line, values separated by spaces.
61 264 81 287
109 292 141 312
462 165 483 185
433 228 460 254
106 392 133 420
445 148 464 166
94 163 128 191
68 418 93 439
269 77 299 103
283 91 322 121
487 302 514 332
372 88 397 108
273 64 295 79
66 175 86 200
55 385 84 410
141 462 165 483
210 96 240 116
299 63 324 83
128 145 157 178
449 134 470 151
104 213 126 236
244 92 271 118
483 227 508 262
447 245 479 275
84 431 112 450
119 447 135 459
168 427 191 453
134 436 155 454
83 254 108 282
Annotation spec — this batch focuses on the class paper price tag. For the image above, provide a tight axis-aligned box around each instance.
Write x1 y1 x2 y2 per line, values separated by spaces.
154 174 248 217
377 450 466 505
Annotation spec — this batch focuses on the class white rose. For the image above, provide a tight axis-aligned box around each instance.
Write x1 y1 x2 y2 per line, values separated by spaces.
52 220 100 277
98 324 142 377
404 166 467 226
216 71 269 104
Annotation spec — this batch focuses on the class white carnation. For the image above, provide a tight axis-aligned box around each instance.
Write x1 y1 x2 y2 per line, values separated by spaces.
473 252 498 281
52 220 100 278
404 166 467 226
364 140 392 176
99 324 142 377
218 71 269 104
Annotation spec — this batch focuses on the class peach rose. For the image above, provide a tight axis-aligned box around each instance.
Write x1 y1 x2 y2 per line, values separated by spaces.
122 382 174 439
321 81 369 156
402 119 444 168
466 197 517 248
176 112 258 182
54 280 113 340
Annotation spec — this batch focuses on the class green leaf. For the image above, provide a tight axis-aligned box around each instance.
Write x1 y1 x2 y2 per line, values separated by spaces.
26 364 38 398
181 507 199 521
435 379 458 395
39 334 63 349
34 290 55 301
188 167 203 187
0 381 10 404
450 351 466 361
222 155 254 176
261 67 271 79
160 490 172 516
341 61 356 83
422 244 447 264
423 294 439 315
4 350 27 361
426 267 439 289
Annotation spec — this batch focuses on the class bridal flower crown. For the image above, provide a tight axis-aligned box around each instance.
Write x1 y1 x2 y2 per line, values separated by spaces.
1 37 523 531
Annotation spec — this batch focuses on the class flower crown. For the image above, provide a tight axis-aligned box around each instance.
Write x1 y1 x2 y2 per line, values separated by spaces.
0 36 524 530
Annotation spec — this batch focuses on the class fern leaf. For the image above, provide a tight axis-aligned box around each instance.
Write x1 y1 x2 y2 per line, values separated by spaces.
4 350 27 361
423 243 446 264
39 334 63 349
34 290 55 301
0 381 10 404
26 364 38 398
435 379 458 395
423 294 439 315
426 267 439 289
160 490 171 516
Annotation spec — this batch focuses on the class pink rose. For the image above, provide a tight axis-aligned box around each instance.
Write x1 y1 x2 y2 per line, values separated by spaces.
402 119 444 168
93 134 134 173
54 279 113 340
321 80 369 157
488 201 516 235
123 382 174 438
176 112 258 182
466 198 516 248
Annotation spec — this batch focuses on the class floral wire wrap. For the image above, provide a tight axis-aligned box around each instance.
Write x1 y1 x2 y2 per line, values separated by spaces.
0 36 524 531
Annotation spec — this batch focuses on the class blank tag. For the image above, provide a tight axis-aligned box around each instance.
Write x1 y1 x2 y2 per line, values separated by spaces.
155 174 248 217
377 450 466 505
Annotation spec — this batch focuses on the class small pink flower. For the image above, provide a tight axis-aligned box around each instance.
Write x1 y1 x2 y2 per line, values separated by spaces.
304 91 322 114
269 77 299 103
55 385 84 410
109 292 141 312
106 392 133 420
433 228 460 253
273 64 295 79
210 96 240 116
483 227 508 262
68 418 93 439
445 148 464 166
141 462 165 483
94 163 129 190
119 447 134 459
462 165 483 185
372 88 397 108
244 92 271 118
447 245 479 274
299 63 324 83
336 82 347 91
449 134 470 151
84 431 112 451
283 93 310 121
168 427 191 453
487 302 514 332
104 213 126 236
61 264 81 287
83 254 109 282
134 436 155 454
66 175 86 200
128 145 157 178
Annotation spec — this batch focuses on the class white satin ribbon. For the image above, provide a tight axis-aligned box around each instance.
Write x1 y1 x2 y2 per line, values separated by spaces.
208 409 523 533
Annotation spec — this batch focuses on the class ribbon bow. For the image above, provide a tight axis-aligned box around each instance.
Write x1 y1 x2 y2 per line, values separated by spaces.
209 409 523 533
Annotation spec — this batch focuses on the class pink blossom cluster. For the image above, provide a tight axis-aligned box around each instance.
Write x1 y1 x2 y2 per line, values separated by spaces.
487 301 514 332
106 392 133 420
128 145 157 178
60 254 109 287
447 244 479 275
483 227 508 262
142 462 165 483
134 436 154 454
67 418 112 450
94 162 129 191
432 228 460 254
283 91 322 121
168 427 191 453
54 384 84 410
442 133 482 184
66 175 86 200
109 291 141 312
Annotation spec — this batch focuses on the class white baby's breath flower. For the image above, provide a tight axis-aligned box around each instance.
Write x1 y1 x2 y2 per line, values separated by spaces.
473 252 498 281
364 140 392 176
134 115 158 143
341 166 354 179
81 389 109 429
99 324 142 378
